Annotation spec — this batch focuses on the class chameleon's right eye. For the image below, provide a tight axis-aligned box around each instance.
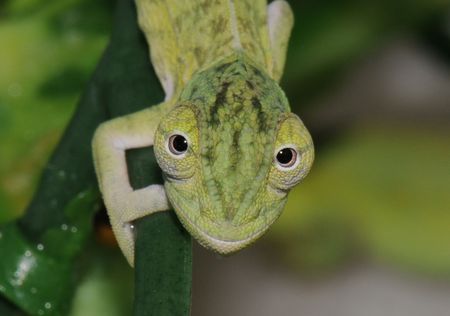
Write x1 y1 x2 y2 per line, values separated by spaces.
154 106 197 179
168 134 189 156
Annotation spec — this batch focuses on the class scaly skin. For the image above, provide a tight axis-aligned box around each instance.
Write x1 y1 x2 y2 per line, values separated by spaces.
156 53 314 253
92 0 314 266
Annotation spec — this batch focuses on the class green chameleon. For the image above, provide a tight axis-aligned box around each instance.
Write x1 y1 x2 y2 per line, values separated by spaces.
92 0 314 266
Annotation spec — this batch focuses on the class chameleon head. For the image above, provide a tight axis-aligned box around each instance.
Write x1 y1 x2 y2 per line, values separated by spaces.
154 57 314 254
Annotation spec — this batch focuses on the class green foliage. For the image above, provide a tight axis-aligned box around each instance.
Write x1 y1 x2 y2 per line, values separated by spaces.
0 0 191 314
69 245 134 316
0 0 111 216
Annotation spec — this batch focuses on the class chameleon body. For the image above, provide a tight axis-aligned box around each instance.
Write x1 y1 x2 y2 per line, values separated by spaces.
93 0 314 266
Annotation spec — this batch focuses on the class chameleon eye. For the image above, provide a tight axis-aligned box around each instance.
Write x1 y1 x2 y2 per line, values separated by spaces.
275 147 298 169
168 134 188 155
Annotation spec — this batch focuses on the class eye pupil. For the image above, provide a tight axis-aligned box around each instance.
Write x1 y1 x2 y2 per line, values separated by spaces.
173 135 187 151
276 149 293 164
169 135 188 153
276 148 297 167
169 134 188 154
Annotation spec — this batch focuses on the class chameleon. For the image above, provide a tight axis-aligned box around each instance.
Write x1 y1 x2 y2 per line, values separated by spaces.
92 0 314 267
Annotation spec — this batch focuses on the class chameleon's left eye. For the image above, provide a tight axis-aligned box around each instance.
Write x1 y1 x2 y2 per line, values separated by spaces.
275 147 298 169
168 134 188 155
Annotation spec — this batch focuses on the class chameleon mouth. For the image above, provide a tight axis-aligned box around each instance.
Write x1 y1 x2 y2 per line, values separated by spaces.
267 184 288 197
189 222 268 255
179 212 269 255
165 180 285 255
163 173 193 183
168 196 273 255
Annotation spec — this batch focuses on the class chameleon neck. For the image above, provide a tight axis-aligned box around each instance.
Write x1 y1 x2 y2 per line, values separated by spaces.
135 0 274 97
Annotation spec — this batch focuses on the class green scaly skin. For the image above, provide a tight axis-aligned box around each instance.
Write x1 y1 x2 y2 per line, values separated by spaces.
156 53 313 253
92 0 314 266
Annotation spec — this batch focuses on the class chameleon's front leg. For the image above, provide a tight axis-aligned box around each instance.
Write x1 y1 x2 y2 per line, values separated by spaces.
92 102 171 266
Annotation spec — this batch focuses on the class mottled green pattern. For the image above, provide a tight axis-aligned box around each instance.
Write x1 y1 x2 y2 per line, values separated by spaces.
154 52 314 253
234 0 273 74
136 0 275 96
180 54 287 222
94 0 313 260
143 0 313 253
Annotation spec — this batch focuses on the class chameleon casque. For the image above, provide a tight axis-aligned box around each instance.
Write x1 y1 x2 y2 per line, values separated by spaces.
93 0 314 266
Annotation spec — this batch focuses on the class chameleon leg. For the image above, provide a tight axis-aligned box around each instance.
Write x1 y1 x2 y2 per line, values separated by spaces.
92 102 172 266
267 0 294 82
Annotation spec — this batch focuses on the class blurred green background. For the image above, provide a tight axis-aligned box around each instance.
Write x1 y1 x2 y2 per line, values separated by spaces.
1 0 449 315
